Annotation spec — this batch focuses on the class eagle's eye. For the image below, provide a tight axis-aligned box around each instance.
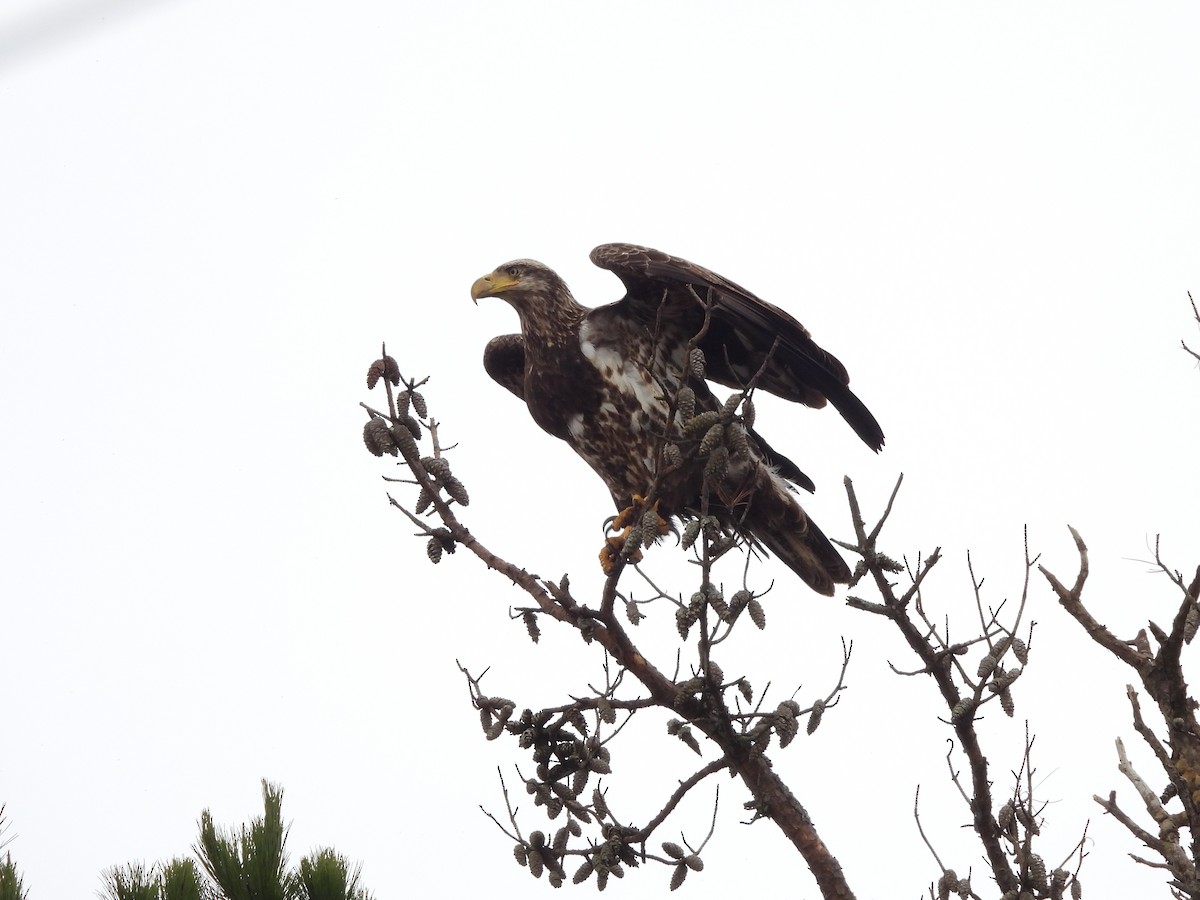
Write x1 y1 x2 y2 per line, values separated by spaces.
505 265 520 278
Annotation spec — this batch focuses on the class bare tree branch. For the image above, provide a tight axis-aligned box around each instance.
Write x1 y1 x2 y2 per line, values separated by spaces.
364 348 860 898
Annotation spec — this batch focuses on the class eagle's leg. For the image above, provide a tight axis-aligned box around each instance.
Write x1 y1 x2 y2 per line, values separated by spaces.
599 494 671 573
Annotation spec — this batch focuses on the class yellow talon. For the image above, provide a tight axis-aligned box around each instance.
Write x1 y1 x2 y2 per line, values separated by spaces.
611 493 648 531
599 533 642 573
601 494 671 572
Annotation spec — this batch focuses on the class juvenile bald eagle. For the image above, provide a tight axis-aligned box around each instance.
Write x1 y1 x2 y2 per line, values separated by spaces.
471 243 883 595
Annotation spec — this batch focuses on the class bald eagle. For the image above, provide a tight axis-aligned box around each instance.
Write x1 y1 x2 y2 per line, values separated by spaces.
471 243 883 595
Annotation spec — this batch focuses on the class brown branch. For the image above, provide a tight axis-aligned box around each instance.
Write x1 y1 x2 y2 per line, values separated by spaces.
370 357 859 899
1093 790 1164 860
586 537 858 898
1044 527 1200 875
1039 526 1150 670
1156 557 1200 675
1098 741 1197 890
842 476 1020 895
633 758 730 844
912 786 947 873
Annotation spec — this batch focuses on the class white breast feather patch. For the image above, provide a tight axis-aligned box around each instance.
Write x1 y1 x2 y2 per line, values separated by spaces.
578 320 666 422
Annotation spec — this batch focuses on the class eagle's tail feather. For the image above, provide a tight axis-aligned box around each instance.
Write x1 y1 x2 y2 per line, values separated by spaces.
737 480 850 596
754 518 849 596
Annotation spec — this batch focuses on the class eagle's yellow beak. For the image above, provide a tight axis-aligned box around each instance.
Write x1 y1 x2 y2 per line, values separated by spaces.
470 272 520 303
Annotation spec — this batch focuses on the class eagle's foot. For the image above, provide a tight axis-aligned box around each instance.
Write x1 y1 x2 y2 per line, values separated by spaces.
600 532 641 573
609 493 647 532
600 495 671 573
612 494 671 537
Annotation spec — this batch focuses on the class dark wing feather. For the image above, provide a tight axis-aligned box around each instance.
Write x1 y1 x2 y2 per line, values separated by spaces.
590 243 884 451
748 427 816 493
483 333 526 400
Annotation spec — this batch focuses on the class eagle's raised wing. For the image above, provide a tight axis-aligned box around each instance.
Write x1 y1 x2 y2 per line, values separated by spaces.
590 243 884 451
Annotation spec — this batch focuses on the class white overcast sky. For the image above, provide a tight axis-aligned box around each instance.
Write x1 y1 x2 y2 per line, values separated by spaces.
2 2 1199 898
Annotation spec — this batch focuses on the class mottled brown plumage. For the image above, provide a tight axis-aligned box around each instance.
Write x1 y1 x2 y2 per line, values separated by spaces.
471 243 883 595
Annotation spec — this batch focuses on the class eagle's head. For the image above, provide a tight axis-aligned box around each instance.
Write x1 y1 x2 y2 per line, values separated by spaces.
472 258 587 342
470 259 562 306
